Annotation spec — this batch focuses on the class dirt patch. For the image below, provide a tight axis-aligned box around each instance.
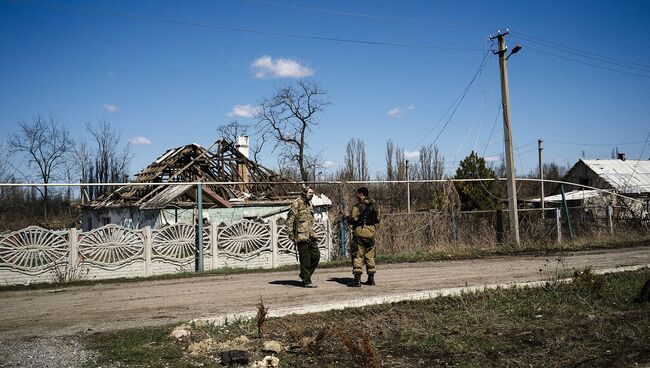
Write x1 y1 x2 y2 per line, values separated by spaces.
84 269 650 367
0 334 98 368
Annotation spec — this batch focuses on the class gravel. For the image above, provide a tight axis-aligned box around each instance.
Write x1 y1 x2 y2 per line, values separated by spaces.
0 335 98 368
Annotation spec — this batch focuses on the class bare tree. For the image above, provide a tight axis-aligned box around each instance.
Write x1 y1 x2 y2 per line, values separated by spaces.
342 138 369 181
8 115 72 219
216 120 266 163
0 145 15 200
386 140 395 181
257 80 329 182
217 120 249 144
83 120 133 200
419 144 445 180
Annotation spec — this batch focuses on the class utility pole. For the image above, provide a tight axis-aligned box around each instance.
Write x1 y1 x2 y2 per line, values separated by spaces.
491 30 520 246
538 139 545 217
406 160 411 213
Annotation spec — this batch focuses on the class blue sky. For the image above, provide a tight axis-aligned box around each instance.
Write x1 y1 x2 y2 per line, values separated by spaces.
1 0 649 180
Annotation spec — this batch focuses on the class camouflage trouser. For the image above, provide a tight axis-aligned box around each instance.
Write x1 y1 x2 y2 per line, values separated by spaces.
350 236 375 275
297 239 320 284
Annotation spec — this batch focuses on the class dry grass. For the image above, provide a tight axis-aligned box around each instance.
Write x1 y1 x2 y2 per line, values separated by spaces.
85 268 650 367
256 297 268 339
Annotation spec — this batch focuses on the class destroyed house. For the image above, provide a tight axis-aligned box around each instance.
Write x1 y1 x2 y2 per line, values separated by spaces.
82 139 304 230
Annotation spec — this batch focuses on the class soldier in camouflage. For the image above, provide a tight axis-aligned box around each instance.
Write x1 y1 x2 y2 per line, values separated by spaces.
347 186 380 287
286 186 320 288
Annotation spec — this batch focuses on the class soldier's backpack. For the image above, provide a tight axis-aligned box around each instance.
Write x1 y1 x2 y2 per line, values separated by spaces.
358 202 379 226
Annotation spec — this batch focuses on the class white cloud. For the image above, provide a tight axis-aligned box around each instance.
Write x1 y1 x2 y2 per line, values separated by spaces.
484 155 501 162
405 150 420 160
388 104 415 118
104 104 119 113
128 137 152 145
251 55 314 79
227 104 260 118
322 160 335 168
388 107 403 118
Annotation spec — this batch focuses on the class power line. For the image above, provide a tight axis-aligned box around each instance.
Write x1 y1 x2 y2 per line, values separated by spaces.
545 139 648 147
241 0 493 31
621 131 650 190
511 30 650 71
414 50 491 148
513 33 650 73
9 0 485 52
524 44 650 79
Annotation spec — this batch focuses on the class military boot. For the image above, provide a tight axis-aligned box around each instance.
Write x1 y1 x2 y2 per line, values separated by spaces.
365 274 375 286
349 273 361 287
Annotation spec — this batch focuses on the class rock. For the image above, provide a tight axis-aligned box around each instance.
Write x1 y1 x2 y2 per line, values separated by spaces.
250 355 280 368
188 338 217 356
262 340 281 354
235 335 250 344
170 328 191 339
220 349 249 366
266 355 279 367
217 335 251 351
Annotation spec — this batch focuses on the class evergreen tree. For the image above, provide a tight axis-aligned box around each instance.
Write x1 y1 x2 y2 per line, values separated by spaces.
454 151 501 211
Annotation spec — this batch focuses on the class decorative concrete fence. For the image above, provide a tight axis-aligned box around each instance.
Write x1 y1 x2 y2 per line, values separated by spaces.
0 219 332 286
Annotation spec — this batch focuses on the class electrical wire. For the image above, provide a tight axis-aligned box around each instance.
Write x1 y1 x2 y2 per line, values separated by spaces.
523 44 650 79
511 30 650 71
431 51 491 145
240 0 493 31
620 131 650 191
8 0 486 52
545 139 648 147
413 50 491 150
514 33 650 73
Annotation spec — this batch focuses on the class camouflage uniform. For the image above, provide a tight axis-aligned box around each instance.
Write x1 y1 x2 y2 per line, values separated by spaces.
286 194 320 286
348 198 380 277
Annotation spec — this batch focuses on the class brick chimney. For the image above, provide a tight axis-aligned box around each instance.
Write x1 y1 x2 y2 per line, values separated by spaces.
235 136 249 191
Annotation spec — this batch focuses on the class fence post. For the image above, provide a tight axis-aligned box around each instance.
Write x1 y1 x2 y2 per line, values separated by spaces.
495 209 504 244
451 208 458 242
211 222 218 270
326 219 332 261
196 182 204 272
270 219 278 268
555 208 562 244
560 185 574 239
607 205 613 234
144 226 152 277
68 228 78 269
338 182 347 257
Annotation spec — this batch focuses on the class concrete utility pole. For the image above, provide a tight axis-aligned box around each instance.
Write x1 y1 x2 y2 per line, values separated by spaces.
538 139 545 217
491 30 520 246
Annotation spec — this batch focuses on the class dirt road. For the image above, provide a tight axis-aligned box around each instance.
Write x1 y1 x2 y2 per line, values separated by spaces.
1 246 649 339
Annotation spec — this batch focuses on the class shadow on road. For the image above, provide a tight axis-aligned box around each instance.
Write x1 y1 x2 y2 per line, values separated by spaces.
327 277 353 285
268 280 304 287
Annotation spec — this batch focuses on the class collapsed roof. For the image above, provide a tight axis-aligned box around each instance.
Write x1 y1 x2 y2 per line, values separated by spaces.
88 140 302 209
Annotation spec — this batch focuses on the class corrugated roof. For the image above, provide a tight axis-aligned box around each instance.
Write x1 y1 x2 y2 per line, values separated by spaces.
529 189 603 203
140 183 233 209
582 159 650 194
140 184 194 209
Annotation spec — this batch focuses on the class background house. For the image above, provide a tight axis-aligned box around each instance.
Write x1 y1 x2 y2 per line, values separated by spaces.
82 138 319 231
530 155 650 219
